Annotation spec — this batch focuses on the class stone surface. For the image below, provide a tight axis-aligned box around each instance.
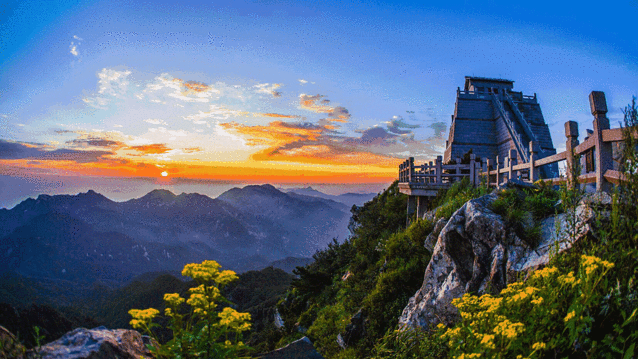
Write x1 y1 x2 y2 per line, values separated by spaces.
337 309 366 348
259 336 324 359
424 217 447 252
34 327 155 359
398 191 596 331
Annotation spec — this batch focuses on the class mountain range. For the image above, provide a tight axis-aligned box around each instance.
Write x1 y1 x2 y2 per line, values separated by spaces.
0 185 373 286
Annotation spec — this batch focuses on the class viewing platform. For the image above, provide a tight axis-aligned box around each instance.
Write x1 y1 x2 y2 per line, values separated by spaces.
399 91 637 221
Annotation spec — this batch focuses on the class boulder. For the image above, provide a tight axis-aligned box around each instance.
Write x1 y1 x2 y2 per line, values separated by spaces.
424 217 447 253
336 309 366 348
259 336 324 359
399 192 596 331
33 327 155 359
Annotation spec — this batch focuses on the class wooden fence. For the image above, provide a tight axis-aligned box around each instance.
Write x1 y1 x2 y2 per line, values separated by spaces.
399 91 637 193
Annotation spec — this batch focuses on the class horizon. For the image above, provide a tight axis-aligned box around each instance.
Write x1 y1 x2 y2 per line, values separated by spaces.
0 174 388 210
1 0 637 206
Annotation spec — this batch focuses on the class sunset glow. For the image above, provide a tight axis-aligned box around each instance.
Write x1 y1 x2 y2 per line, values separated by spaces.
1 0 637 207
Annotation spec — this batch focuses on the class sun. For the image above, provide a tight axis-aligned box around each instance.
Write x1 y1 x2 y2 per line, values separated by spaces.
161 171 168 177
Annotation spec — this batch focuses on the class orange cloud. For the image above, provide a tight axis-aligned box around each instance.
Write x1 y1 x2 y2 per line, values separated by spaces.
299 94 334 113
221 121 326 146
183 81 211 93
257 113 298 118
129 144 171 155
220 121 400 167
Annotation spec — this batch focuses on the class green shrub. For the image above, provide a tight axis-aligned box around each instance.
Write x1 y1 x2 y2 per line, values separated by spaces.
434 178 489 219
307 302 350 357
372 327 447 359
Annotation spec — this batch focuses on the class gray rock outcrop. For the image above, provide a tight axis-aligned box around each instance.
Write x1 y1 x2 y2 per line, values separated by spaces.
259 336 324 359
399 191 596 331
34 327 155 359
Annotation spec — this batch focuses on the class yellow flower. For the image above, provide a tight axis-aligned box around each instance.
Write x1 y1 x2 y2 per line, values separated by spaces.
531 266 558 280
532 342 546 351
531 297 544 305
182 260 221 282
480 334 496 350
128 308 159 329
564 311 576 322
164 293 185 307
129 308 159 321
493 320 524 339
217 270 239 286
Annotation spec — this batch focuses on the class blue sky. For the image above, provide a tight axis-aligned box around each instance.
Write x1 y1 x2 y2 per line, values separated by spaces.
1 0 637 207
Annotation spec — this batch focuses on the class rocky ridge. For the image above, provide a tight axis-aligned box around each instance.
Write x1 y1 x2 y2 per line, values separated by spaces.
399 184 603 330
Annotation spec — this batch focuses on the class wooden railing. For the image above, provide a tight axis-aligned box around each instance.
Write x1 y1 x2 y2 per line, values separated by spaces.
399 91 637 193
399 154 482 187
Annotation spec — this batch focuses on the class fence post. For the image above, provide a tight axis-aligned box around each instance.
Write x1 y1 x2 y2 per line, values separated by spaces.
495 156 501 185
469 154 476 185
429 161 433 183
436 156 442 184
509 149 516 181
565 121 580 189
589 91 613 193
408 157 414 183
529 141 539 182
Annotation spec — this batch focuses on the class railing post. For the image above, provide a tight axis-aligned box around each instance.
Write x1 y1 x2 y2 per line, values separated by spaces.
455 157 461 183
485 158 492 187
429 161 433 183
495 156 500 185
509 149 516 181
529 141 539 182
565 121 580 189
469 154 476 186
408 157 414 183
436 156 442 184
590 91 613 193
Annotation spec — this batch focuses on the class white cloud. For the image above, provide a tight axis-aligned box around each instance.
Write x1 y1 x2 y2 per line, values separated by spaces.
97 68 131 97
73 35 83 41
254 83 282 97
298 79 308 84
183 105 248 122
70 45 78 56
144 119 168 125
113 124 123 128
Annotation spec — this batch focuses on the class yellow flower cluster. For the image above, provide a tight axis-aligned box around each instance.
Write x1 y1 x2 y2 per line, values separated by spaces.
217 270 239 286
218 307 252 332
128 308 159 329
532 342 546 350
581 255 614 276
182 260 222 282
558 272 579 286
456 353 481 359
164 293 185 307
530 266 558 280
493 319 525 339
564 310 576 322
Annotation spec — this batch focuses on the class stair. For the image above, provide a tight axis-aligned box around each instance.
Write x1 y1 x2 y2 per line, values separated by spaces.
491 93 529 163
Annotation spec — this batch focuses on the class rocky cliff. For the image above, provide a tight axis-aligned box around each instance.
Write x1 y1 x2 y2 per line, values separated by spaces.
399 183 602 330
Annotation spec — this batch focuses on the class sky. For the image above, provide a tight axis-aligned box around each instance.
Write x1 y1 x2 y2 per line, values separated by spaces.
1 0 637 208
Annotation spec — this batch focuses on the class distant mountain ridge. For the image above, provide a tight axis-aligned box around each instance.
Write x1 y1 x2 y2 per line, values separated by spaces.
0 185 357 285
285 186 376 207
